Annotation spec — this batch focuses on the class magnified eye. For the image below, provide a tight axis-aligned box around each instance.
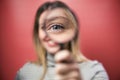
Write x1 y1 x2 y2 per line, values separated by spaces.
47 24 64 33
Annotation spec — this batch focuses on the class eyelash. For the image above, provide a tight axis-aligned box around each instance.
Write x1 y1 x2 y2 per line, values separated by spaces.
47 24 64 33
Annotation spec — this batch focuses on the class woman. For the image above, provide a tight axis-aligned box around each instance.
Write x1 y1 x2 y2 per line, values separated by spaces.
16 1 109 80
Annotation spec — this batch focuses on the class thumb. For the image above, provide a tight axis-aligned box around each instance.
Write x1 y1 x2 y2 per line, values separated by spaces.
54 50 74 63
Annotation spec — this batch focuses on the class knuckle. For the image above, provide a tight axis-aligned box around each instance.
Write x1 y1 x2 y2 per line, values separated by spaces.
55 64 62 74
72 71 79 78
55 64 69 74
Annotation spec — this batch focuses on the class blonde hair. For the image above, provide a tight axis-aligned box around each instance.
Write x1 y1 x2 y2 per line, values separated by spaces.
33 1 87 80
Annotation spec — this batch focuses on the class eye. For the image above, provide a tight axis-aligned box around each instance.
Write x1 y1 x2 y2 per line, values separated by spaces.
47 24 64 33
52 24 64 30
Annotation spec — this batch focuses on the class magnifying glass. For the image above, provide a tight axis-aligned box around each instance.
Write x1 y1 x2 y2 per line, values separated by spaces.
43 9 77 50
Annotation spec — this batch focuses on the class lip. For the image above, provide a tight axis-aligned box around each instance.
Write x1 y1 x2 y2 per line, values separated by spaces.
47 41 58 47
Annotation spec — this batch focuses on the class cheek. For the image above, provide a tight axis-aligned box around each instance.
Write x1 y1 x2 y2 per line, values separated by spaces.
38 29 44 40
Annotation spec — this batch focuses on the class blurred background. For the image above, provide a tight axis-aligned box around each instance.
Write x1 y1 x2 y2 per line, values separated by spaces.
0 0 120 80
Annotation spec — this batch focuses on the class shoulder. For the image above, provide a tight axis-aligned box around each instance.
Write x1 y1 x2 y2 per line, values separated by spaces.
79 60 104 69
19 62 42 72
15 62 43 80
79 60 105 73
79 60 109 80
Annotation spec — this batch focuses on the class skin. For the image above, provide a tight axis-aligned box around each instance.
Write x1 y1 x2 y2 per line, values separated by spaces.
39 8 81 80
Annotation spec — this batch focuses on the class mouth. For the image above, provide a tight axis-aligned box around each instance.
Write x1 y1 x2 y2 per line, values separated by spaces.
47 40 58 47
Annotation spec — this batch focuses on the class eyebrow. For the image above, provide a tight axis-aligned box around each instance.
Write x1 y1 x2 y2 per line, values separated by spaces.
45 16 68 22
39 16 68 27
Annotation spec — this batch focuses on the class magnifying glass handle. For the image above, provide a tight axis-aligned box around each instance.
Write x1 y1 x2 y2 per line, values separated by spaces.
60 44 64 50
60 41 71 51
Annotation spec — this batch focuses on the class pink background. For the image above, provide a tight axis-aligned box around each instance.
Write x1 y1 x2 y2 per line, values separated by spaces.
0 0 120 80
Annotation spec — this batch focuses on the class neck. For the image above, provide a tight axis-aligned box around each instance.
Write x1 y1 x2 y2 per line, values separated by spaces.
47 52 55 63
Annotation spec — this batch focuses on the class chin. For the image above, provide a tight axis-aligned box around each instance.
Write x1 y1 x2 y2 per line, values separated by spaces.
47 48 60 54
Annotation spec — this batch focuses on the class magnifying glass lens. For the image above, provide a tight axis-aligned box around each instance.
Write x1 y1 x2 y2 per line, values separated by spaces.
44 17 76 43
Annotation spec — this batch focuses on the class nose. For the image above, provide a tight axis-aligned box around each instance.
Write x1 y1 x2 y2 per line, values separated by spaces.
40 29 51 41
44 35 51 41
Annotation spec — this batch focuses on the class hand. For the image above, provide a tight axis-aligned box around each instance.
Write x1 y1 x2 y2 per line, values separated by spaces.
55 50 81 80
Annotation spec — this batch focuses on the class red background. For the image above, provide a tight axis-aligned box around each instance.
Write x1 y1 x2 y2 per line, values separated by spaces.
0 0 120 80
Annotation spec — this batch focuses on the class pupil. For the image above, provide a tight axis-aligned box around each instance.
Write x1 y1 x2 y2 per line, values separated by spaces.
53 25 61 29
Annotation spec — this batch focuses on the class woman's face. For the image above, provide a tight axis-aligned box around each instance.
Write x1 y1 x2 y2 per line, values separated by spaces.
38 8 73 54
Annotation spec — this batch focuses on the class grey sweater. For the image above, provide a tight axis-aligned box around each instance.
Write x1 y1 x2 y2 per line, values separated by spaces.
15 54 109 80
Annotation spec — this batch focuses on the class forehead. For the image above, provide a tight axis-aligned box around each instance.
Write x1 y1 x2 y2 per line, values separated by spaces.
39 8 67 24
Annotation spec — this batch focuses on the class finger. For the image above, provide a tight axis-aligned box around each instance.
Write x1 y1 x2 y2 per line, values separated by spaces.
55 63 79 75
55 50 74 63
67 71 80 80
56 70 80 80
